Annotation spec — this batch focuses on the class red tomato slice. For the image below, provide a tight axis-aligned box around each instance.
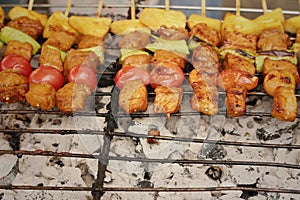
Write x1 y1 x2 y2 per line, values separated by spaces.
29 66 64 90
114 66 151 89
0 54 32 77
68 65 97 92
150 63 185 88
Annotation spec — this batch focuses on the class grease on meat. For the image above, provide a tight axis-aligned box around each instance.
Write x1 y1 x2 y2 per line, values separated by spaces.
189 23 221 47
225 85 247 117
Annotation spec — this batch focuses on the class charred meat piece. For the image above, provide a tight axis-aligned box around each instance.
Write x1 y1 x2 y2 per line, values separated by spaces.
218 69 258 91
63 49 100 77
122 54 152 70
189 69 218 115
119 80 148 114
257 28 291 51
4 40 33 61
0 70 28 103
222 31 257 51
153 86 183 116
223 53 256 75
43 31 76 52
39 45 63 71
7 16 43 39
225 85 247 117
271 86 297 122
189 68 217 87
118 31 150 50
263 70 296 96
262 58 300 83
78 35 105 50
192 44 220 74
25 83 56 110
189 23 221 47
151 49 187 69
157 25 189 40
56 82 91 113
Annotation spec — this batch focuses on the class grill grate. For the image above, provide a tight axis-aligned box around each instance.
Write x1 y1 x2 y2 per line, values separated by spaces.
1 2 300 200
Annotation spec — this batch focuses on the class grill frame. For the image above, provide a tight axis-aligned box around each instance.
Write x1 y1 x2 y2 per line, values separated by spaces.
0 2 300 200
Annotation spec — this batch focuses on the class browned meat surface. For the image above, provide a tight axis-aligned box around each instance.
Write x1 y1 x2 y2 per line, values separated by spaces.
39 45 63 71
0 70 28 103
189 23 221 47
119 80 148 114
189 69 218 115
192 44 220 74
157 25 189 40
225 85 247 117
25 83 56 110
262 58 300 83
56 82 91 113
263 70 296 96
223 53 256 75
296 28 300 43
153 86 182 116
7 16 43 39
63 49 100 77
43 31 76 52
189 68 217 87
4 40 33 61
271 86 297 122
222 31 257 51
151 49 187 69
257 28 291 50
118 31 150 50
218 69 258 91
122 54 152 70
78 35 105 50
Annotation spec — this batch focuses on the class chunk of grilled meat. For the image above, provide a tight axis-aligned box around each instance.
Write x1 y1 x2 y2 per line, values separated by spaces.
63 49 100 77
78 35 105 50
0 70 28 103
218 69 258 91
119 80 148 114
189 68 217 87
25 83 56 110
189 69 218 115
39 45 63 71
4 40 33 61
222 30 257 51
56 82 91 113
153 86 183 116
192 44 220 74
257 28 291 51
122 54 152 70
7 16 43 39
157 25 189 40
151 49 187 69
225 85 247 117
118 31 150 50
262 58 300 83
190 23 221 47
223 53 256 75
263 70 296 96
271 86 297 122
43 31 76 52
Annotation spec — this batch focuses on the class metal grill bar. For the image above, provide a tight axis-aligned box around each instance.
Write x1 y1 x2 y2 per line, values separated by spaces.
1 129 300 149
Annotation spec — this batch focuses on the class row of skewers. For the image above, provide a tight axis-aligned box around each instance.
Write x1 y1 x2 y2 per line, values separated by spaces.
0 0 300 122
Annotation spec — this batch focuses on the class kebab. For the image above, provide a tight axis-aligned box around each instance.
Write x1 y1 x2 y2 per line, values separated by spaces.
112 0 152 114
187 0 221 116
257 2 298 121
54 0 111 113
138 0 189 117
0 1 44 104
24 0 76 111
218 0 259 117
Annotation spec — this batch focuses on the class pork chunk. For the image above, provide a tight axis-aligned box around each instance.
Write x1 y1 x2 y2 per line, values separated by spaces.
4 40 33 61
43 31 76 51
39 45 63 71
189 23 221 47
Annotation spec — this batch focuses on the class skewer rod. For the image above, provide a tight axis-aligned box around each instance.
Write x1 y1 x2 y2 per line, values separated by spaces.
201 0 206 16
65 0 72 17
131 0 136 19
165 0 170 11
236 0 240 16
262 0 268 14
96 0 103 17
28 0 34 11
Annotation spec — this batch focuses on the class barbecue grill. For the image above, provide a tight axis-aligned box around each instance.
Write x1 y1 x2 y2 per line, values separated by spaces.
1 1 300 200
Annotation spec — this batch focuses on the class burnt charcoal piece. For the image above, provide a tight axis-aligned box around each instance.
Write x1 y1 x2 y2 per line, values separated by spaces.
256 128 281 141
137 180 154 188
199 144 227 160
205 166 223 180
238 182 259 199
